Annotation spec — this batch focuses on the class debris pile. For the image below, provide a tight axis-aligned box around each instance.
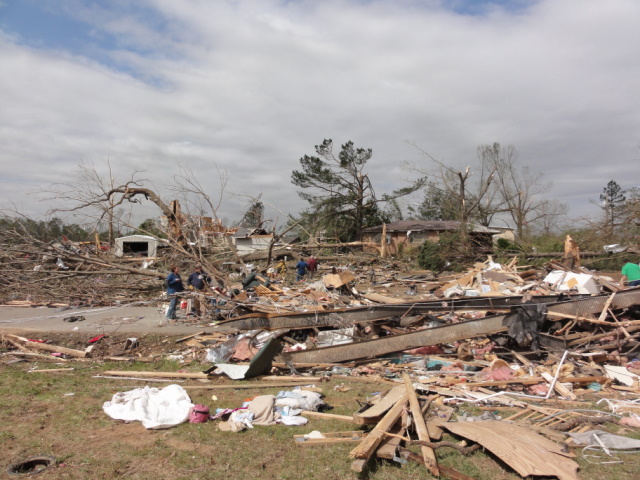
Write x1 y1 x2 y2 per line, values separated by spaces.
4 247 640 479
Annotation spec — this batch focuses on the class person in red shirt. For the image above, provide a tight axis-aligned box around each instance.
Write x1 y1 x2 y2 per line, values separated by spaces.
307 256 318 279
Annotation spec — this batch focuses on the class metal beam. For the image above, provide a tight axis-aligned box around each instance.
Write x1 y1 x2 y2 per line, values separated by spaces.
214 294 577 332
280 314 508 364
279 290 640 364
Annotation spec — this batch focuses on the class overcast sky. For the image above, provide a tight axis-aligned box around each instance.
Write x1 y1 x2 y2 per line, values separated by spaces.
1 0 638 229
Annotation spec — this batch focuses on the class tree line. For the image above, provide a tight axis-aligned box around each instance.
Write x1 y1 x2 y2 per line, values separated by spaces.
1 141 638 256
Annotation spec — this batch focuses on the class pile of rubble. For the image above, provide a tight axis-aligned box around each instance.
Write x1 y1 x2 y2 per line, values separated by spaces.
4 251 640 479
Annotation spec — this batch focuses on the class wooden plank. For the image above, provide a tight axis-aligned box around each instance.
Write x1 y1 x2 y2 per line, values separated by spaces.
182 383 316 390
361 293 406 304
301 411 357 423
28 368 75 373
462 376 608 388
426 420 444 441
258 375 323 382
404 374 438 475
6 334 87 358
349 392 409 471
353 385 406 425
294 431 367 447
175 331 206 343
103 370 209 379
597 293 616 322
541 372 577 401
376 421 404 460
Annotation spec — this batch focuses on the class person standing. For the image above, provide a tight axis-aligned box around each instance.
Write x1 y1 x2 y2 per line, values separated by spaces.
187 265 210 316
296 257 309 282
307 255 318 279
621 262 640 287
166 265 184 320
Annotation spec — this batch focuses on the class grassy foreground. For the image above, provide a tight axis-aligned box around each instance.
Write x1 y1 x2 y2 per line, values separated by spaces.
1 359 640 480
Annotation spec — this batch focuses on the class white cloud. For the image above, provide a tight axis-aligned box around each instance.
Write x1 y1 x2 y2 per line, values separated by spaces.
1 0 639 228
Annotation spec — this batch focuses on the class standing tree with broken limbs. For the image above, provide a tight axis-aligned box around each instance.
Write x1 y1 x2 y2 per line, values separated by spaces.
291 139 425 243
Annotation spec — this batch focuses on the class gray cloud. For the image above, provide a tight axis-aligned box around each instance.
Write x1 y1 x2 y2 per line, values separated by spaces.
1 0 639 228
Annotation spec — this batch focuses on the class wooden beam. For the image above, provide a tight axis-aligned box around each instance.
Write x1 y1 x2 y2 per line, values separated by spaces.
541 372 577 401
28 368 75 373
403 374 439 476
182 383 317 390
462 376 608 388
6 334 87 358
350 392 409 472
301 411 356 423
353 385 405 425
103 370 209 379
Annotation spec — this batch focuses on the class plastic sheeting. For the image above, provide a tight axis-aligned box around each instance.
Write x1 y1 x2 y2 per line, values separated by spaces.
569 430 640 450
102 384 194 429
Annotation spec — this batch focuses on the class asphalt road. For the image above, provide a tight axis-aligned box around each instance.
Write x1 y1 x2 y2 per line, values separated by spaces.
0 303 209 335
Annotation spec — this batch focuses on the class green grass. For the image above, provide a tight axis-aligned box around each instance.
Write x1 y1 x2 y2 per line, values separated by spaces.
1 357 640 479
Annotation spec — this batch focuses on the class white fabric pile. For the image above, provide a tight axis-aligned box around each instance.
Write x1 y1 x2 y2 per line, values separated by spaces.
103 384 194 429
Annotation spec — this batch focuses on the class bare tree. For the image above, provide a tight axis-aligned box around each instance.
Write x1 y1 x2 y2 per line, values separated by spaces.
484 143 556 241
43 161 141 245
44 161 238 279
409 142 502 230
530 199 568 236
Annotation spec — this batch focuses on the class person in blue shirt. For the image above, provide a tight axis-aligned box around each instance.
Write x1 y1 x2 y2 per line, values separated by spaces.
296 258 309 282
166 265 184 320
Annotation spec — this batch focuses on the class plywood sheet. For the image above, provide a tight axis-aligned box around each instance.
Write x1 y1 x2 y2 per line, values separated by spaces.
442 421 579 480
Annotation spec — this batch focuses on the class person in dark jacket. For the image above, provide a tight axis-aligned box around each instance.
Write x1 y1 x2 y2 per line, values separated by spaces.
187 265 210 316
295 258 309 282
166 265 184 320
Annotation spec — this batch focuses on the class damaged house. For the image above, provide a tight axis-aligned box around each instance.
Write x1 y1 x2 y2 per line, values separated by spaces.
114 235 167 258
361 220 500 255
231 227 274 254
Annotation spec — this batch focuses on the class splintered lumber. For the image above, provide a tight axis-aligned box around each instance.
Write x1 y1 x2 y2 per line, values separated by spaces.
541 372 577 401
597 293 616 322
462 376 608 388
443 421 579 480
5 334 87 358
353 385 406 425
546 288 640 319
403 374 439 475
1 351 69 363
361 293 406 304
103 370 210 379
376 422 404 460
349 392 409 472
